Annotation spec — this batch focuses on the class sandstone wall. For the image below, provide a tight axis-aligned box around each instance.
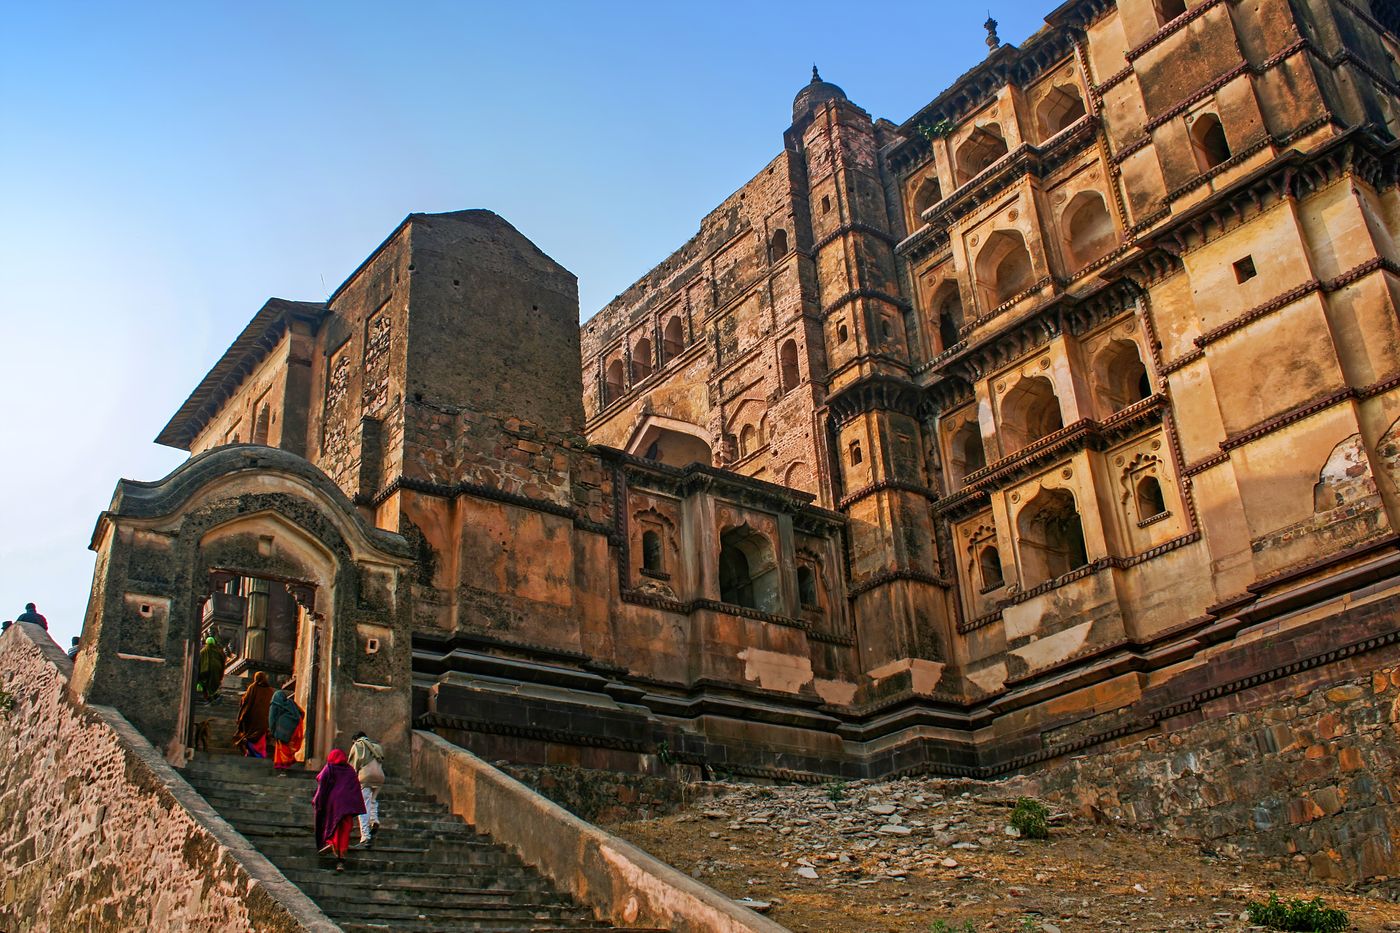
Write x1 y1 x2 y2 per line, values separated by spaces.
1020 642 1400 884
0 623 334 933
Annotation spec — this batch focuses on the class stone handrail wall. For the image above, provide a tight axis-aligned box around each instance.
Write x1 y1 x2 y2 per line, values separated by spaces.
412 729 788 933
0 622 337 933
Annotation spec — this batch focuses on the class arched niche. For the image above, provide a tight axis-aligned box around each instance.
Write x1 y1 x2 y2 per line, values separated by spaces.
955 123 1009 185
912 174 943 221
1093 339 1151 415
1062 191 1116 271
718 524 780 613
632 338 653 382
1190 113 1231 172
976 230 1035 309
949 420 987 488
780 339 800 392
604 358 625 405
1000 375 1064 454
627 415 714 468
1016 486 1089 586
661 315 685 364
769 228 790 261
931 280 964 353
1037 84 1086 139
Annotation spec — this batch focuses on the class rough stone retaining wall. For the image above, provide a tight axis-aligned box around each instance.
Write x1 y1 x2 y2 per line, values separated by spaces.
413 729 785 933
1019 644 1400 884
500 763 715 823
0 623 336 933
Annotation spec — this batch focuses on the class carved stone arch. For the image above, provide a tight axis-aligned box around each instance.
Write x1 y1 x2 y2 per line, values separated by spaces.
783 460 812 491
1037 83 1086 138
73 446 416 770
626 414 713 468
1015 485 1089 586
632 506 679 580
1061 190 1116 271
717 522 780 613
975 229 1034 309
955 123 1009 185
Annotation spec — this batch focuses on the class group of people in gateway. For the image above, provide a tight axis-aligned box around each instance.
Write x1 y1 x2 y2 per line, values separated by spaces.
209 651 388 873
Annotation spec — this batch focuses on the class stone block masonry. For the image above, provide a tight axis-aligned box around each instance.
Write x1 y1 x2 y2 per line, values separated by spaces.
0 623 336 933
1020 643 1400 886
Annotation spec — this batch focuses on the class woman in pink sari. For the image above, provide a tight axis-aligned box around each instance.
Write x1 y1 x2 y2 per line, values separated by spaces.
313 748 367 872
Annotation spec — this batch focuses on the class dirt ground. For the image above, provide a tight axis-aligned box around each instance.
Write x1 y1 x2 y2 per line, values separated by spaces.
608 778 1400 933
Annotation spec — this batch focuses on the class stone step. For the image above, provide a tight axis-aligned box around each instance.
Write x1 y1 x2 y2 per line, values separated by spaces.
208 807 469 836
296 885 579 911
309 899 597 923
269 852 532 875
252 842 521 868
291 874 564 899
183 740 629 930
337 922 620 933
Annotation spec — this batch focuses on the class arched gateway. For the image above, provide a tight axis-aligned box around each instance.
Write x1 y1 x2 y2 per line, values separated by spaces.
70 445 417 766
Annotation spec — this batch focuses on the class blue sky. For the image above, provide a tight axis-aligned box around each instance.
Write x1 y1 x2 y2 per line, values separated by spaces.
0 1 1050 647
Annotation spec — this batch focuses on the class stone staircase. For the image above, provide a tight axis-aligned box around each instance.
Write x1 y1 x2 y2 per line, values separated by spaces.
184 680 663 932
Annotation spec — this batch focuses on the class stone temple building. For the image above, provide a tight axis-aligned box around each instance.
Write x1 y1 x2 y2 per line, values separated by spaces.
56 0 1400 894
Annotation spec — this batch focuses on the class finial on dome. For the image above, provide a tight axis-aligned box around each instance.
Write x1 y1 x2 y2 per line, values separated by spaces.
812 65 822 83
985 14 1000 51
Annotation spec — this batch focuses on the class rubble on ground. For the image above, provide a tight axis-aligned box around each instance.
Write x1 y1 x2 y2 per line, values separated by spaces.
611 776 1400 933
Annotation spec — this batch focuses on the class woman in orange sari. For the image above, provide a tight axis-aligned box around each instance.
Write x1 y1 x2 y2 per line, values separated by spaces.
268 680 304 773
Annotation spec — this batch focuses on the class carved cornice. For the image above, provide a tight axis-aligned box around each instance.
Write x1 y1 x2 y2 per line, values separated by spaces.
1161 257 1400 373
826 374 925 427
994 531 1201 610
933 397 1167 519
821 288 911 320
1125 0 1222 62
838 479 940 511
618 589 857 647
958 276 1057 336
813 221 899 252
847 567 950 598
958 608 1003 635
888 26 1083 176
928 280 1138 389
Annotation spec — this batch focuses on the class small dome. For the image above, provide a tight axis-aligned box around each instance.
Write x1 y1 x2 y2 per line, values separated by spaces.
792 66 847 123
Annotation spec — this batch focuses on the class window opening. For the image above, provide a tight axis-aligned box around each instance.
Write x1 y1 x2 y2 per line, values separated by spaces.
632 338 653 382
1017 488 1089 586
780 339 800 392
604 359 625 404
1136 475 1168 520
1233 256 1256 283
1093 340 1151 414
979 545 1004 590
798 565 820 609
718 526 779 612
662 315 684 364
769 228 789 261
642 530 664 573
1191 113 1231 172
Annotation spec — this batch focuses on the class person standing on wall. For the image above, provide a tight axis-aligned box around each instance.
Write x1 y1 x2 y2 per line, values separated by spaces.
268 681 305 775
349 731 385 849
313 748 366 872
232 671 274 758
15 603 46 629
